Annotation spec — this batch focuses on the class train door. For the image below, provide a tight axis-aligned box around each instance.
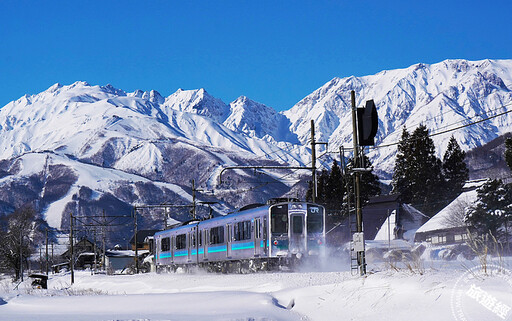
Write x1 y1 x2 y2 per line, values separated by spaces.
254 218 262 256
226 224 232 258
289 214 306 255
263 217 268 255
187 231 192 262
203 230 208 261
170 236 175 264
196 227 200 264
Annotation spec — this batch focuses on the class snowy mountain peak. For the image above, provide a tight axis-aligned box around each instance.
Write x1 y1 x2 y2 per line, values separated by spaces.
223 95 297 142
46 83 63 93
100 84 126 96
162 88 230 122
285 58 512 177
128 89 164 104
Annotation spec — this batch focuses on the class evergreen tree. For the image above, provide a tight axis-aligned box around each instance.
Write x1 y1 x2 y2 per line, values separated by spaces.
442 135 469 201
325 160 344 214
392 125 444 216
465 179 512 241
391 128 413 201
505 136 512 172
345 154 381 205
306 168 330 204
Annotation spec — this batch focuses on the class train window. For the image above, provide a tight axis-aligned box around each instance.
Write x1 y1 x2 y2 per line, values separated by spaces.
176 234 186 250
161 237 170 252
255 220 261 238
210 226 225 244
307 205 324 233
234 221 251 241
292 216 304 234
307 215 323 233
199 231 202 246
271 205 288 234
190 233 196 247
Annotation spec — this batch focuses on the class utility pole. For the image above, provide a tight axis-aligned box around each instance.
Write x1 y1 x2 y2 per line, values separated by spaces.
19 229 23 282
191 179 197 219
69 212 74 284
310 120 328 203
102 210 106 272
93 228 97 275
134 207 139 274
164 207 169 229
351 90 366 276
45 229 49 275
311 120 317 203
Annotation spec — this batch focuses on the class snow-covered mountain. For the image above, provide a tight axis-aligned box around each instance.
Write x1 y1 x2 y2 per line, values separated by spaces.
285 59 512 177
224 96 298 142
0 82 312 234
1 58 511 235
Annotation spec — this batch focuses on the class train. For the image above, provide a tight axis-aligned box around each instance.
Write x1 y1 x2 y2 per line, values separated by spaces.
153 198 326 273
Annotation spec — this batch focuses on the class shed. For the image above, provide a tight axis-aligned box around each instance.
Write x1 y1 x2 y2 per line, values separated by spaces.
105 249 149 274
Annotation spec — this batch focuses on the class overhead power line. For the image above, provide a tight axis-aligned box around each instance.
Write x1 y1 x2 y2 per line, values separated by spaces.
371 101 512 150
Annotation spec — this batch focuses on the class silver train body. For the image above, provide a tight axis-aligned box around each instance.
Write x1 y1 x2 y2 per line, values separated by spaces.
154 201 325 272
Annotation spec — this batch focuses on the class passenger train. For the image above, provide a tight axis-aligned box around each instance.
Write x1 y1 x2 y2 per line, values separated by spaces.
154 199 326 272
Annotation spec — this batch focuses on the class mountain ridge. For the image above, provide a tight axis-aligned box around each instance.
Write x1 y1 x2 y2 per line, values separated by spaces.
0 58 511 237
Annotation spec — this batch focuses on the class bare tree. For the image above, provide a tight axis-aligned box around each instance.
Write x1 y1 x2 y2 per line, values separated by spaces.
442 197 472 229
0 206 44 280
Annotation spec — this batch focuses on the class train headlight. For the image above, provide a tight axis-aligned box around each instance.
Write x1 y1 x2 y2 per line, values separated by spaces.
317 240 323 245
273 240 278 246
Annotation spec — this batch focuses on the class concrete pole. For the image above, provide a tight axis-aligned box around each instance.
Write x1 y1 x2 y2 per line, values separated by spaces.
311 120 317 203
350 90 366 276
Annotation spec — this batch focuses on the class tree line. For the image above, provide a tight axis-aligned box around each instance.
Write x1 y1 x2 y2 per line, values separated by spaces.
307 124 470 220
307 124 512 244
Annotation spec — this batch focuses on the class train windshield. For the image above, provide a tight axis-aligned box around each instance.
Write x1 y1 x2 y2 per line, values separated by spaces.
271 205 288 233
307 205 324 233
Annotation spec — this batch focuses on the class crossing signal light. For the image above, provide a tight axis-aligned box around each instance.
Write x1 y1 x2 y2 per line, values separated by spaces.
357 100 378 146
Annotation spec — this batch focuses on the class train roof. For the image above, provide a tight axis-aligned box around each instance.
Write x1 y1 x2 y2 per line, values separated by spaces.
154 200 323 236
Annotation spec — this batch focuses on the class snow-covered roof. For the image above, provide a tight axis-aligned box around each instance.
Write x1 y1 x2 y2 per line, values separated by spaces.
416 189 478 234
105 250 149 257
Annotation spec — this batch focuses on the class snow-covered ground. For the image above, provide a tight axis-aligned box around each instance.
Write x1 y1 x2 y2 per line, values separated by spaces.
1 256 511 321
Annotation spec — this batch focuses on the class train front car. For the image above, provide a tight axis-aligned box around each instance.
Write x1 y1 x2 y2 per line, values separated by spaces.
269 202 325 266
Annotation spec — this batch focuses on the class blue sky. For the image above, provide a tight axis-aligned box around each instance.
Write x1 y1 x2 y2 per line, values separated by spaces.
1 1 511 111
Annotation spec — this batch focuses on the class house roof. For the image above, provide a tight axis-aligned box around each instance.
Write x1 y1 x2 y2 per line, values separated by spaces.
361 195 402 240
105 250 149 257
415 180 486 234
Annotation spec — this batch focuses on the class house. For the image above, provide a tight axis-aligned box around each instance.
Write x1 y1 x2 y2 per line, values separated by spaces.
129 230 159 251
57 237 101 271
414 179 487 245
333 194 428 243
61 238 100 260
